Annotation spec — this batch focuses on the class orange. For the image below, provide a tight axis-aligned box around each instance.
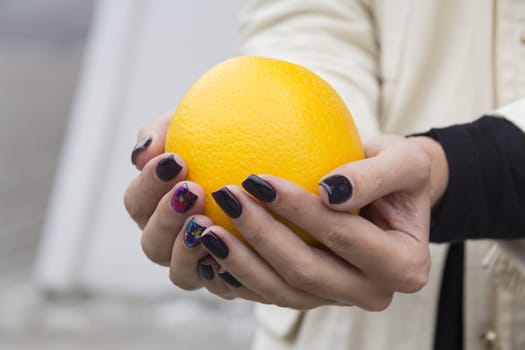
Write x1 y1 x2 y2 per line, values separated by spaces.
165 56 363 245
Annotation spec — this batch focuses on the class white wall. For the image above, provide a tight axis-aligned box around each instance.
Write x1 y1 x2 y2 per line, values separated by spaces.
35 0 240 296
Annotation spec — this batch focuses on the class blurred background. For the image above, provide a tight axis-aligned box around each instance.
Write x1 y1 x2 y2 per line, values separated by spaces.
0 0 253 349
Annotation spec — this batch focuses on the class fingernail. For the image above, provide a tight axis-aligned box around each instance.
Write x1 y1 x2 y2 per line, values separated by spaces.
242 174 276 202
200 231 229 259
198 261 214 281
131 137 152 165
171 183 198 213
156 154 182 181
218 270 242 288
212 187 242 218
184 218 206 248
319 175 353 204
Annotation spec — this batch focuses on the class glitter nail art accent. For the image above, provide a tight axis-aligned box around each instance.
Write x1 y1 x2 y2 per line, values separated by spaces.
184 218 206 248
171 183 198 213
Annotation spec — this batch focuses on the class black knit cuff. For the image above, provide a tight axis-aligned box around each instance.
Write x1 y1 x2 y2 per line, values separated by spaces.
412 116 525 243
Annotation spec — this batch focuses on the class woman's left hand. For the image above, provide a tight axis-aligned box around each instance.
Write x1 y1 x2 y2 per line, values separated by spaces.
185 135 439 310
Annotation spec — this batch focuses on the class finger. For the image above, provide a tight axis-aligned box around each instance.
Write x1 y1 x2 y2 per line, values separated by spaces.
124 153 187 229
131 111 173 169
199 223 333 309
318 135 431 212
198 256 235 297
241 175 428 293
168 215 213 290
203 279 270 304
141 181 205 265
211 187 392 310
199 256 271 304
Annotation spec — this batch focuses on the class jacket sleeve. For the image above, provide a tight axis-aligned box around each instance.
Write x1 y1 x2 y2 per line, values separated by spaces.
426 98 525 243
238 0 381 140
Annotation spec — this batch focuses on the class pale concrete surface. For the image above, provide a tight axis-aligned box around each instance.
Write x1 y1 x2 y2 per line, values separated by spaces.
0 1 254 349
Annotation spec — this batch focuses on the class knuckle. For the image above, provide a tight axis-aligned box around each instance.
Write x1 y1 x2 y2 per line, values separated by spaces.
139 174 158 198
265 289 315 310
395 273 423 293
277 298 310 310
156 210 176 233
244 219 280 249
123 190 142 220
287 298 321 310
270 292 309 310
248 280 321 309
203 283 234 300
408 271 428 292
393 251 430 293
362 291 394 312
169 268 200 291
270 293 293 308
217 293 235 301
325 227 348 250
399 263 430 293
141 236 168 266
323 220 353 253
283 260 317 290
244 223 266 248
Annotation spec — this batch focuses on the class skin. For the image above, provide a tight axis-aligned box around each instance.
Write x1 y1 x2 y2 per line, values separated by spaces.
124 113 449 311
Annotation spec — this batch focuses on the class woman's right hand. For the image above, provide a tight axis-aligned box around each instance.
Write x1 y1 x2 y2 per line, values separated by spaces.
124 112 216 291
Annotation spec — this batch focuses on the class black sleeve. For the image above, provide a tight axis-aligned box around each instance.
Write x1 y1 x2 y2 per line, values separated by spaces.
423 116 525 243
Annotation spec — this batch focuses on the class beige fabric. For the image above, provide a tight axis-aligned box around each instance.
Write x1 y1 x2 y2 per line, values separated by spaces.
239 0 525 349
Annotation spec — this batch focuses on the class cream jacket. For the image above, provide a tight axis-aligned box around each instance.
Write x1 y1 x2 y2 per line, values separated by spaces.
238 0 525 349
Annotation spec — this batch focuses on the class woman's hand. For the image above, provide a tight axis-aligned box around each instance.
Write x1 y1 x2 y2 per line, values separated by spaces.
183 135 438 310
125 112 219 292
125 113 446 310
124 112 207 270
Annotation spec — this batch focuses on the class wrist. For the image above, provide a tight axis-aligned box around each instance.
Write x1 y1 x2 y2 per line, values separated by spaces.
407 136 449 207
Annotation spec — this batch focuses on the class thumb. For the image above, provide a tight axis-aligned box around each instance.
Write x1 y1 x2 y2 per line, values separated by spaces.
131 110 173 170
318 135 430 212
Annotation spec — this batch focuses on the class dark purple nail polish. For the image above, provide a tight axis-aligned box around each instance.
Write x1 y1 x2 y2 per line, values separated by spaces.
198 261 214 281
319 175 353 204
212 187 242 218
171 183 198 213
242 174 276 203
218 271 242 288
200 231 229 259
131 137 152 165
184 218 206 248
156 154 182 181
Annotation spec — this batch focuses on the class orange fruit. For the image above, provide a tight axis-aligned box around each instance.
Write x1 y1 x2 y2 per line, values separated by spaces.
165 56 363 245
